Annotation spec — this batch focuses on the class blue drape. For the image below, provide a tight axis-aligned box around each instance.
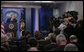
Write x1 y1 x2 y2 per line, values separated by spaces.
31 8 35 37
1 8 22 39
38 7 53 35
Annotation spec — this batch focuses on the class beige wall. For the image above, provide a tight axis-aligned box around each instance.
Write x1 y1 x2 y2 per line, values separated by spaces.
53 9 59 18
59 1 83 21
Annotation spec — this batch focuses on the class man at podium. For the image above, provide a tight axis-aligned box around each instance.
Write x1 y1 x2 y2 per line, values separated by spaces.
6 13 17 37
7 13 17 23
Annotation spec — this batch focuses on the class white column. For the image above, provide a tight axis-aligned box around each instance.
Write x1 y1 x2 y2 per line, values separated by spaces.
35 8 39 31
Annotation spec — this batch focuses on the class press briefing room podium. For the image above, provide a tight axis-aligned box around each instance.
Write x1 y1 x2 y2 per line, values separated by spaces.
5 22 18 37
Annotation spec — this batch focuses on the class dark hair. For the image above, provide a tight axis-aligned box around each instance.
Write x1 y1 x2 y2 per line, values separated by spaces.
69 35 78 41
23 30 31 36
77 20 83 28
69 18 76 23
70 11 78 16
54 28 60 35
50 35 56 43
53 19 60 28
66 11 71 14
73 16 78 21
77 20 83 25
67 11 78 20
25 30 30 35
28 38 38 47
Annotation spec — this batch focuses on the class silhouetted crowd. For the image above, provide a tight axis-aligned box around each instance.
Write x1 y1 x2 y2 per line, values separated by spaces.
1 11 83 51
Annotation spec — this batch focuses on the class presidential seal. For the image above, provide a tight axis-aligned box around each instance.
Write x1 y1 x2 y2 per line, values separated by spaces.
9 23 14 29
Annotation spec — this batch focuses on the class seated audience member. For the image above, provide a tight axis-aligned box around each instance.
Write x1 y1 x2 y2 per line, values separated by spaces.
64 43 78 51
6 32 12 40
69 35 80 50
21 30 31 38
64 19 75 39
24 30 31 37
50 34 67 51
1 35 10 51
27 37 39 51
28 47 38 51
69 35 78 43
45 33 54 40
1 46 9 51
44 33 57 50
22 30 32 43
68 11 78 21
9 44 18 51
34 30 43 40
17 41 28 51
66 11 73 20
66 11 78 21
53 28 60 36
74 20 83 51
44 33 54 44
5 32 15 47
75 20 83 43
38 39 48 51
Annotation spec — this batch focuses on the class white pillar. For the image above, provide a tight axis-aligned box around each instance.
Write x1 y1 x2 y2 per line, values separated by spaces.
35 8 39 31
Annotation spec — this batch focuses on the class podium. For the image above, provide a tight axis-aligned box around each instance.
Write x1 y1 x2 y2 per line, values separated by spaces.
5 22 18 37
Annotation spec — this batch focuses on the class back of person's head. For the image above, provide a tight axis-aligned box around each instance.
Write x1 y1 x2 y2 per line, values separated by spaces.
45 33 53 40
77 20 83 28
28 37 38 47
64 43 78 51
66 11 72 17
50 34 56 43
54 28 60 35
19 41 27 47
34 30 40 37
23 30 31 39
48 33 53 38
28 47 38 51
6 32 12 39
53 19 60 28
67 11 78 21
69 35 78 43
25 30 31 35
1 35 10 51
56 34 67 45
1 35 9 45
1 46 9 51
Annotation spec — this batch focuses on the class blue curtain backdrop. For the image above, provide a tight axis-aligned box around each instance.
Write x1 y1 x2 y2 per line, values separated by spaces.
38 7 53 35
1 8 22 39
31 8 35 37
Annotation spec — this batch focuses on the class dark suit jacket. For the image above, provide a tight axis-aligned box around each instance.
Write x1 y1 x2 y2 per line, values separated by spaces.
50 45 65 51
5 18 17 32
44 43 57 50
7 18 17 23
64 24 75 39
